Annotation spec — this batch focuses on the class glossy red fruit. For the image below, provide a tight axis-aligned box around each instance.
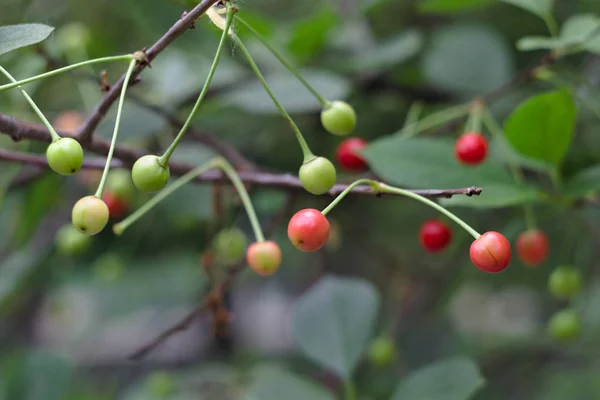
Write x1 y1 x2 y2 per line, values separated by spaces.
516 229 549 267
101 191 129 221
288 209 330 252
246 241 282 276
455 132 488 166
336 138 368 173
470 231 511 273
419 219 452 253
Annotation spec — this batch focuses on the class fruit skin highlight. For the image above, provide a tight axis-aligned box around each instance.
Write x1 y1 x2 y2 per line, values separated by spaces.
419 219 452 253
71 195 110 236
336 138 368 173
288 209 330 252
246 241 282 276
321 101 357 136
469 231 511 273
516 229 549 267
455 132 488 166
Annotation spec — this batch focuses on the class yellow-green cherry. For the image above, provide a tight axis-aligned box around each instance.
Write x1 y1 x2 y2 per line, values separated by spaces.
131 155 170 193
299 156 337 195
46 138 84 175
72 196 109 236
321 101 357 136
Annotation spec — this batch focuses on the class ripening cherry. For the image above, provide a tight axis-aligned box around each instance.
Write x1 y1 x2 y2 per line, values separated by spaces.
336 137 368 173
71 196 109 236
469 231 511 273
101 191 129 221
246 241 282 276
455 132 488 166
516 229 549 267
53 110 84 133
419 219 452 253
321 101 357 136
288 209 330 252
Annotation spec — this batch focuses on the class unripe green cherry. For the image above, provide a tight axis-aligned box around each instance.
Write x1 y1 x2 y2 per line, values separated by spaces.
106 169 136 200
299 156 337 195
54 224 92 256
321 101 357 136
548 309 580 342
214 228 248 264
131 155 170 193
548 266 582 299
72 196 109 236
46 138 84 176
367 336 397 367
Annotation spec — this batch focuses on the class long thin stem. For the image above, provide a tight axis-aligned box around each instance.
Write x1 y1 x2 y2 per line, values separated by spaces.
231 33 315 162
113 159 221 235
464 100 484 133
158 5 236 167
217 158 265 242
321 179 379 215
235 15 328 107
94 59 137 198
0 65 60 141
394 103 470 138
0 54 133 92
399 101 424 137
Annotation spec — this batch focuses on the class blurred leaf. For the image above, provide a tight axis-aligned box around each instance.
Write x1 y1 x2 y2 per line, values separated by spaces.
243 364 336 400
422 25 514 95
504 89 576 166
517 14 600 53
0 23 54 56
562 165 600 198
391 357 485 400
499 0 553 19
291 275 380 380
417 0 495 14
287 7 338 63
0 162 22 207
221 70 350 114
346 30 423 72
22 351 73 400
536 367 600 400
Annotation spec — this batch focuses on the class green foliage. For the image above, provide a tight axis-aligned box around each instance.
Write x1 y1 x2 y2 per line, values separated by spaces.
417 0 495 14
499 0 554 19
243 365 336 400
0 24 54 56
517 14 600 53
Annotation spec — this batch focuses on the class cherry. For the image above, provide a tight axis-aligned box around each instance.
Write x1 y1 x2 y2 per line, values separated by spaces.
548 309 580 341
71 196 109 236
54 224 92 256
145 372 175 398
455 132 488 166
321 101 357 136
548 266 582 299
469 231 511 273
101 191 129 221
367 336 397 367
46 138 84 176
419 219 452 253
53 110 84 133
214 228 248 264
288 208 330 252
131 155 170 193
516 229 549 267
299 156 337 195
336 137 368 173
246 241 282 276
106 169 136 200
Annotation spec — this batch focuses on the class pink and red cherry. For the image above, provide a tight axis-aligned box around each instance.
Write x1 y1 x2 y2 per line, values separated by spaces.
246 241 282 276
336 138 369 173
516 229 549 267
71 195 109 236
101 191 129 221
288 209 330 252
470 231 511 273
419 219 452 253
455 132 488 166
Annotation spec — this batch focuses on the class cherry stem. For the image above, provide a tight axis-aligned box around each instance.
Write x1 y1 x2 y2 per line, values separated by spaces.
321 179 380 216
0 64 61 141
234 15 329 107
400 101 424 137
158 4 236 167
394 103 471 138
465 99 484 133
0 54 134 93
94 59 137 199
113 159 221 235
231 32 315 162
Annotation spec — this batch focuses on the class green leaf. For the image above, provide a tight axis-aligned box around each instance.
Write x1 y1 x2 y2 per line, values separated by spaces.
22 352 73 400
0 23 54 56
516 14 600 53
291 275 380 380
346 30 423 72
562 165 600 198
287 7 338 63
391 357 485 400
504 89 577 166
221 70 350 114
243 365 336 400
499 0 553 19
417 0 495 14
422 25 514 95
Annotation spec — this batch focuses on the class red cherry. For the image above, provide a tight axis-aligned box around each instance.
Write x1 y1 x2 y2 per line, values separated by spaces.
455 132 488 165
516 229 549 267
246 241 282 276
288 209 330 252
419 219 452 253
335 138 368 173
470 231 511 273
101 191 129 221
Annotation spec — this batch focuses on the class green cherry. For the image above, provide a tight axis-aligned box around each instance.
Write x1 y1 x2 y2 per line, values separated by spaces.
299 156 337 195
548 266 582 299
72 196 109 236
214 228 248 264
548 309 580 342
105 169 136 200
46 137 84 176
367 336 397 367
54 224 92 256
131 155 170 193
321 101 357 136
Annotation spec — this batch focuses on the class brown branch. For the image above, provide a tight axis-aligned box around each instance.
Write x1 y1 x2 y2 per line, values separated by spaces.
76 0 221 143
